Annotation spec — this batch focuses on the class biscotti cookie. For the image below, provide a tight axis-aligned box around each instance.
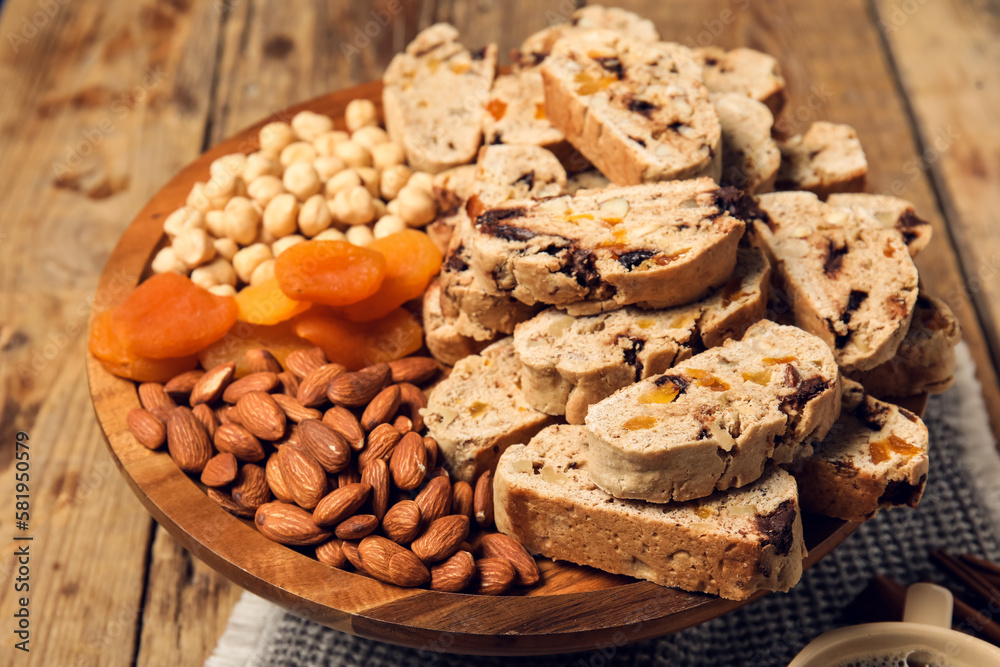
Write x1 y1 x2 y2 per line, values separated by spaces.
423 278 492 366
383 24 497 174
585 320 841 503
847 292 960 398
471 144 568 209
422 337 556 482
494 425 806 600
541 30 721 185
427 164 478 253
785 380 928 521
514 246 770 424
754 191 919 372
712 92 780 194
775 122 868 198
693 46 787 117
827 193 933 258
482 69 570 160
466 179 751 314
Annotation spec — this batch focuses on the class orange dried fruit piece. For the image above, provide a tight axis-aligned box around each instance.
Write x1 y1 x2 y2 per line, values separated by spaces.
198 319 312 378
341 230 442 322
110 272 238 359
294 306 423 371
274 240 386 307
89 310 198 382
235 278 311 325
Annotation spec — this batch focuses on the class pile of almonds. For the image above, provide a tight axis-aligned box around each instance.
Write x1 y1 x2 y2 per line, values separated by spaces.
126 349 540 594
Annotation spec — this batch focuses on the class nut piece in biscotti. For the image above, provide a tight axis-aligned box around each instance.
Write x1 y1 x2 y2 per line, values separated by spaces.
540 30 721 185
494 425 806 601
383 24 497 174
754 191 919 372
693 47 787 118
566 169 611 194
712 92 780 195
466 179 751 314
775 122 868 198
827 193 933 258
847 292 961 398
422 337 556 483
514 246 771 424
585 321 841 503
784 380 928 522
423 277 491 367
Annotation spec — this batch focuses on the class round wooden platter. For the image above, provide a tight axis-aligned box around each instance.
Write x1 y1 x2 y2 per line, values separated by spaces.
86 79 928 656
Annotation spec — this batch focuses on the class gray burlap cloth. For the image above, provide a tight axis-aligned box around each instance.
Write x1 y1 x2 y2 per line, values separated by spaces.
207 343 1000 667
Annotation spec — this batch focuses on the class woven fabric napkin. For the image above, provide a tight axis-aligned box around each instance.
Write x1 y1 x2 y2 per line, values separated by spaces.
206 343 1000 667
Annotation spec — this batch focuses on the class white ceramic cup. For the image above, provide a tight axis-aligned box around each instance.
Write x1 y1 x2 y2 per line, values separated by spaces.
788 583 1000 666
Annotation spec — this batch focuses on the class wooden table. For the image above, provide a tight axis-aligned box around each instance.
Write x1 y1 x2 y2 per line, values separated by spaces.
1 1 997 664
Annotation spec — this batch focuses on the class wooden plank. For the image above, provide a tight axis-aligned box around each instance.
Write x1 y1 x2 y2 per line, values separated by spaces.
873 0 1000 444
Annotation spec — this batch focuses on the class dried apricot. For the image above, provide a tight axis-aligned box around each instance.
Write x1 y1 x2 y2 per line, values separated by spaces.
341 230 442 322
199 319 312 378
89 310 198 382
235 278 312 325
111 273 238 359
274 240 386 307
294 306 423 371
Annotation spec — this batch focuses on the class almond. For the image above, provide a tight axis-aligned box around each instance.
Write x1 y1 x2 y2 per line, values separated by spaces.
392 415 413 433
297 362 347 407
164 370 205 398
335 514 378 540
276 371 300 398
429 551 475 592
358 423 401 470
451 481 474 520
255 501 332 546
474 470 494 529
338 467 362 488
361 458 390 521
315 539 347 568
190 362 236 406
341 540 366 571
201 452 238 487
389 431 427 491
138 382 176 415
382 500 422 544
223 372 279 403
246 348 283 374
360 384 401 431
207 488 255 518
284 346 328 379
415 475 451 525
412 515 469 563
276 444 328 509
265 453 295 503
313 482 371 527
397 383 428 431
479 533 540 586
214 422 266 462
474 557 515 595
323 407 365 451
326 364 390 407
389 356 439 385
231 463 272 509
192 403 219 439
298 419 351 473
237 391 287 440
357 536 429 587
272 394 322 423
166 406 214 473
127 408 166 449
215 404 242 426
423 436 439 470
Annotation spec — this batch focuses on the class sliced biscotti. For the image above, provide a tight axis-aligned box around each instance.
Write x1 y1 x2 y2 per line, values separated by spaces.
422 337 556 482
494 426 806 600
423 278 491 366
514 246 770 424
785 380 929 522
383 24 497 174
775 122 868 198
541 30 721 185
827 193 933 258
482 69 570 160
471 144 568 209
848 292 960 398
754 191 919 372
466 179 750 314
585 321 841 503
426 164 478 253
712 92 780 194
693 47 787 117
